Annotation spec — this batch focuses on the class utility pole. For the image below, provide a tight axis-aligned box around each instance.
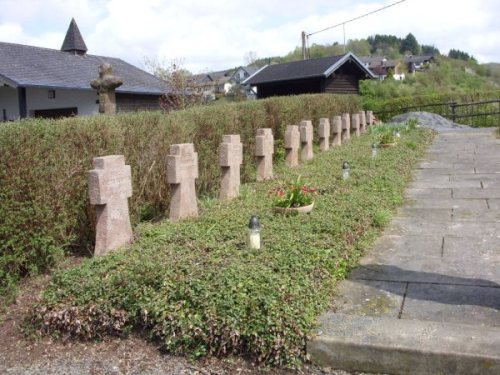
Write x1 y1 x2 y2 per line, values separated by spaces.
343 23 346 53
301 31 307 60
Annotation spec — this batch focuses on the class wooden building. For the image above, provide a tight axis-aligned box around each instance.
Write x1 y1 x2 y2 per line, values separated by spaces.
243 53 374 99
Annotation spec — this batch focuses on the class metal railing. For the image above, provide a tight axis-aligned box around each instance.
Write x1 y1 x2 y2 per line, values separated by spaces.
375 99 500 127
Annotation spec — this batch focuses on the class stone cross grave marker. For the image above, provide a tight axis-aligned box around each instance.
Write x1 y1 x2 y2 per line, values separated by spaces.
167 143 199 221
332 116 342 147
90 63 123 114
300 120 314 161
351 113 360 137
285 125 300 167
88 155 133 256
318 118 330 151
219 134 243 200
366 110 374 126
360 111 367 133
255 128 274 181
341 113 351 143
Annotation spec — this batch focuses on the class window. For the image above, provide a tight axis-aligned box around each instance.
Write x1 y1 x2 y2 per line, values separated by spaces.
48 90 56 99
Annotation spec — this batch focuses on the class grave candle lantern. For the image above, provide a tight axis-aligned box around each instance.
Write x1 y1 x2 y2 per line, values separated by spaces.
248 215 261 250
342 161 350 180
372 143 378 158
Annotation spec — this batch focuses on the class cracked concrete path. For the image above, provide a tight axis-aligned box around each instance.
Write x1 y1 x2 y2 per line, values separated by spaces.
308 128 500 375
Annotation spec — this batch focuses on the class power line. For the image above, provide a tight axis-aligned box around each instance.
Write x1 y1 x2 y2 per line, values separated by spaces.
307 0 407 37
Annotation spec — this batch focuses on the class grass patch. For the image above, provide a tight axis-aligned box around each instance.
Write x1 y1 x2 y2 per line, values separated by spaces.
25 127 434 367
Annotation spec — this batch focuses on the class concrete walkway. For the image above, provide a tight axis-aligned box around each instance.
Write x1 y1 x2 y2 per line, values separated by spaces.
309 128 500 374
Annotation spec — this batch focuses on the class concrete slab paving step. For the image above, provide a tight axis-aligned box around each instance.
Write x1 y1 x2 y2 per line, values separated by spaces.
308 313 500 375
385 218 500 237
309 129 500 374
452 208 500 222
402 198 488 210
397 207 452 222
352 259 500 285
450 173 500 182
404 188 452 199
401 283 500 326
409 180 481 189
487 198 500 209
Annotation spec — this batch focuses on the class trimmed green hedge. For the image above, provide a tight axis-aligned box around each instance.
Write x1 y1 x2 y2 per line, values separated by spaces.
0 94 359 304
366 90 500 127
26 126 434 366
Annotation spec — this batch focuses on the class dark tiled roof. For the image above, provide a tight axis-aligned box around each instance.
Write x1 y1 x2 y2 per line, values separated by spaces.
241 65 259 76
404 55 434 64
244 53 373 85
208 69 232 80
61 18 87 54
0 41 169 95
360 56 386 65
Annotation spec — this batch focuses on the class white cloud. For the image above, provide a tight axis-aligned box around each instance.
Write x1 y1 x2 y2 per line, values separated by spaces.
0 0 499 72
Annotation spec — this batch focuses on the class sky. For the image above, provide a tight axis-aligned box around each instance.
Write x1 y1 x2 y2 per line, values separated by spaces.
0 0 499 73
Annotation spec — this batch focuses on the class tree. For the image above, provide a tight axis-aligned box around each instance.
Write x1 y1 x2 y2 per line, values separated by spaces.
400 33 420 55
347 39 371 56
143 57 202 111
421 44 440 55
243 51 258 66
367 34 402 55
448 49 476 62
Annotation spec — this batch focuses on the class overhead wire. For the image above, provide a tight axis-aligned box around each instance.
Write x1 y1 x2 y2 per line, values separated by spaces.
307 0 407 37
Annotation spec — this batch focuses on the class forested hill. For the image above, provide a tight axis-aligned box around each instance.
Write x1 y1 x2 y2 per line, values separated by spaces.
254 33 442 65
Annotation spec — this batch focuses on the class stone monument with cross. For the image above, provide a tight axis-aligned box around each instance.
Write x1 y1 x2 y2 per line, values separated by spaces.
332 115 342 146
88 155 133 256
341 113 351 143
219 134 243 200
367 110 374 126
167 143 199 221
90 63 123 114
255 128 274 181
351 113 360 137
360 111 367 133
284 125 300 167
300 120 314 161
318 118 330 151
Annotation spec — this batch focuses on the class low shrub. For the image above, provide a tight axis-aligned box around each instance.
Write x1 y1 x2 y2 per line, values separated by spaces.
0 94 359 304
26 127 434 367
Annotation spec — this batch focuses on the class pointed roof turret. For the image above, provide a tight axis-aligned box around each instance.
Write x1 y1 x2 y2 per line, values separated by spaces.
61 18 87 55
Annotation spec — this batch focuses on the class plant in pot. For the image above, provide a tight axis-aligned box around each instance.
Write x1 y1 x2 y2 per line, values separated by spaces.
271 175 317 214
379 132 396 147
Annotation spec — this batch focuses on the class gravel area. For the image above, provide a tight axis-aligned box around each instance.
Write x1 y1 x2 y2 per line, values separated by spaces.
390 111 471 132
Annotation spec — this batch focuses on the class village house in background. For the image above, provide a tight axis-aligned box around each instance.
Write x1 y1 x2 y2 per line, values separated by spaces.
193 65 259 100
360 54 435 80
243 52 374 99
0 19 169 120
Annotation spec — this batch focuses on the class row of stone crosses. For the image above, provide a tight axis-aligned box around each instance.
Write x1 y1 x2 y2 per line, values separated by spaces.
88 111 375 256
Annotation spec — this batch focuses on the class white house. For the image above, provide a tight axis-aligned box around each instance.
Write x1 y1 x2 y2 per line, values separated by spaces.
0 19 169 120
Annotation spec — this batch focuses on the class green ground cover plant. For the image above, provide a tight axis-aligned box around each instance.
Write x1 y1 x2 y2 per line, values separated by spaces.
25 126 434 367
0 94 359 306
